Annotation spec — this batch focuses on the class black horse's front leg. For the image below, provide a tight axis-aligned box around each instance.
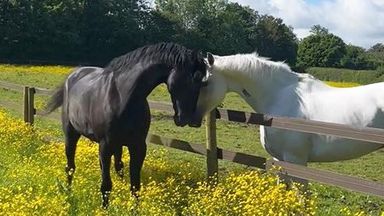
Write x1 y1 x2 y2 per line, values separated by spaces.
128 140 147 196
99 140 113 208
114 146 124 178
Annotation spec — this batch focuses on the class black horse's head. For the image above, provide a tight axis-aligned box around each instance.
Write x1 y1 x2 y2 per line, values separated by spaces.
167 50 207 127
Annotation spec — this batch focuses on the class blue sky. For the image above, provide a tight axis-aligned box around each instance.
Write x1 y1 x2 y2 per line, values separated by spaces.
231 0 384 48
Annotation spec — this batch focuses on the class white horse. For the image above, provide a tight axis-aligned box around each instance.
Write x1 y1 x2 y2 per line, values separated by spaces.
193 53 384 166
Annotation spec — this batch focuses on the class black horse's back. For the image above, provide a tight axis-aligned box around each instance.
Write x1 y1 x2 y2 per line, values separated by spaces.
44 67 103 115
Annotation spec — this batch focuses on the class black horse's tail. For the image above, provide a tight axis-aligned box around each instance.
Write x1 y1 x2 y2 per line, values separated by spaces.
44 83 65 115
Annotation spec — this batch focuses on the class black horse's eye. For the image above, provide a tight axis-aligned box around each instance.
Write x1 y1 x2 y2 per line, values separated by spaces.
193 71 203 83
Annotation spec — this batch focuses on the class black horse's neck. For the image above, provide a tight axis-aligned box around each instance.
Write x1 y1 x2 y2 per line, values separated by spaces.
115 63 171 105
102 43 195 113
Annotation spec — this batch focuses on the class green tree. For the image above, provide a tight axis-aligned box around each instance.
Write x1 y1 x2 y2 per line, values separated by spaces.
154 1 297 65
141 10 182 44
204 3 259 55
0 0 148 64
254 15 298 65
297 25 346 67
155 0 226 29
310 24 329 35
340 45 371 69
154 0 227 50
80 0 146 64
368 43 384 52
365 43 384 68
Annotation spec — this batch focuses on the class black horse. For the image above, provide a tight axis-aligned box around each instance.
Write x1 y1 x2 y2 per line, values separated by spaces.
45 43 207 207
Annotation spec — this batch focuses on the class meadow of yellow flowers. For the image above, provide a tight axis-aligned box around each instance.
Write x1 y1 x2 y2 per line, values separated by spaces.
0 109 318 215
0 64 73 75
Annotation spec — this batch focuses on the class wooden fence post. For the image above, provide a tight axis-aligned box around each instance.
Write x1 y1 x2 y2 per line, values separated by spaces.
206 109 218 184
28 87 35 125
23 86 35 125
23 86 29 123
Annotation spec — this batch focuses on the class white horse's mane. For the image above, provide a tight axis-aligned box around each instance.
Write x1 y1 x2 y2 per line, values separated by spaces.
214 52 300 83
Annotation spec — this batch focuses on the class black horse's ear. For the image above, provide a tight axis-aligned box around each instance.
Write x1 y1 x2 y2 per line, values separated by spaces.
207 53 214 66
191 49 199 60
198 50 204 59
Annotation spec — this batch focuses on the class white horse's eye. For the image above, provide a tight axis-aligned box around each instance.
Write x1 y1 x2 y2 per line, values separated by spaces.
202 73 210 82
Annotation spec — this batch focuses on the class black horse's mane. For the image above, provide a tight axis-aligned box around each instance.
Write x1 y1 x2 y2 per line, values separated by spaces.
104 42 197 74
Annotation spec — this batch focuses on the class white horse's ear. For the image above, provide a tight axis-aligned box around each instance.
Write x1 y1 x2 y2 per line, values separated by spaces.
202 71 211 82
207 52 214 66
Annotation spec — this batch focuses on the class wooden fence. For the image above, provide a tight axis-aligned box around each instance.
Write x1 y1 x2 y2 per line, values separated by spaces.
0 81 383 198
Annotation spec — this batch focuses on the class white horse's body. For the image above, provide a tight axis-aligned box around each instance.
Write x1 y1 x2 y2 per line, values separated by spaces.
196 53 384 165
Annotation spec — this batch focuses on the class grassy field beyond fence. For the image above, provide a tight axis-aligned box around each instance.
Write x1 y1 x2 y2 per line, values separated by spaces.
307 67 384 85
0 64 383 215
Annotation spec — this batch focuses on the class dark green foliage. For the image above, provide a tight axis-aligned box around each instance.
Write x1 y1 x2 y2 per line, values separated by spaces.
1 0 298 66
368 43 384 52
306 67 384 84
1 0 377 69
0 0 149 65
364 43 384 68
340 45 372 70
297 25 378 70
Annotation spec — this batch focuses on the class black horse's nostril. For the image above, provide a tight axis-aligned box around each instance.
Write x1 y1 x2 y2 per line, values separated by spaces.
188 122 202 128
174 115 188 127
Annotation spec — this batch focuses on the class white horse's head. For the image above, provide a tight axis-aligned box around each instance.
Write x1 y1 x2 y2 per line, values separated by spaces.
190 53 228 127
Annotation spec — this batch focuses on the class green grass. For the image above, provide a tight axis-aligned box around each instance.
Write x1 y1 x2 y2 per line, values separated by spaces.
307 67 384 85
0 64 383 215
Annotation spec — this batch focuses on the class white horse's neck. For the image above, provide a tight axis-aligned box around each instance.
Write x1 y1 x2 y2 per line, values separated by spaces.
214 54 312 114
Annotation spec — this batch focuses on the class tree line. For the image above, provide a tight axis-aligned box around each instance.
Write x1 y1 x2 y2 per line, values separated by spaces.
0 0 383 69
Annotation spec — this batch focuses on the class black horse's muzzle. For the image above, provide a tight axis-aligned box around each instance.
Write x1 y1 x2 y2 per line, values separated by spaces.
174 114 189 127
188 108 221 128
188 112 204 128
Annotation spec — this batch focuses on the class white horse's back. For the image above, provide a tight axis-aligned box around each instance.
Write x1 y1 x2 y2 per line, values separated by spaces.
299 81 384 161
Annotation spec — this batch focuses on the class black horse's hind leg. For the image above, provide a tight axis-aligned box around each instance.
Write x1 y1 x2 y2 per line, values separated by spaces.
128 139 147 196
114 146 124 178
64 123 80 185
99 139 113 208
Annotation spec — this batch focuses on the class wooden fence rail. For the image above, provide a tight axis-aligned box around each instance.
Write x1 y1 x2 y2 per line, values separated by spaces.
0 81 383 198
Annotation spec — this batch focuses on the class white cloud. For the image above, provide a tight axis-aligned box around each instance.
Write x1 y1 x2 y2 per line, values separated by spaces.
231 0 384 48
